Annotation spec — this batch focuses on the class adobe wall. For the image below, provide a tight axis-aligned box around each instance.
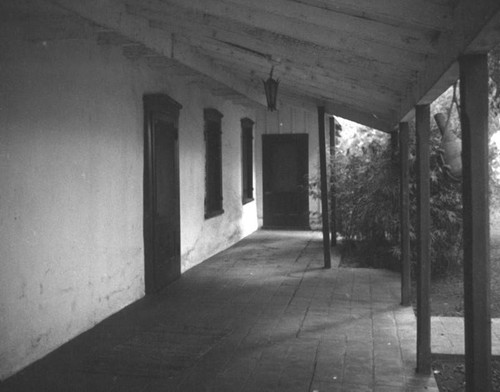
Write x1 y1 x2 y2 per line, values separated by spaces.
0 20 257 379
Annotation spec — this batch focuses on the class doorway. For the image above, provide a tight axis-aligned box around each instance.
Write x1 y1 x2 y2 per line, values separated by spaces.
262 134 309 229
143 94 181 294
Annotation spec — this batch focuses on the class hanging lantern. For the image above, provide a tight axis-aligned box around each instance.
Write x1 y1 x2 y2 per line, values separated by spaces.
263 66 279 111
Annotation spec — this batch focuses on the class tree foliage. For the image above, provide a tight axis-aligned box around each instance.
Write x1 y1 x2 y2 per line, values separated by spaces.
310 50 500 276
314 123 463 276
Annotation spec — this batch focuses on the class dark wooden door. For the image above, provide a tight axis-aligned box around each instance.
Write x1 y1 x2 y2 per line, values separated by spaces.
144 95 181 294
262 134 309 229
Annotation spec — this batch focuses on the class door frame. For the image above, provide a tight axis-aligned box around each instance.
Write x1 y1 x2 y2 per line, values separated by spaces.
262 133 310 229
143 94 182 294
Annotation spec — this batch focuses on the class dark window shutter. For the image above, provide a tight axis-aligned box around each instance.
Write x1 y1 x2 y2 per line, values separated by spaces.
204 109 224 219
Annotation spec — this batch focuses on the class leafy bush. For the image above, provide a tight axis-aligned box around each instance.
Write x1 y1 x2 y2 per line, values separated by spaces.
422 130 463 275
331 131 399 245
311 122 464 276
310 49 500 276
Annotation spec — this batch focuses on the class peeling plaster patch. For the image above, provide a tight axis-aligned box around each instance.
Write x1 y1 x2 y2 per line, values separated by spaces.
104 288 125 302
30 330 51 350
182 233 203 270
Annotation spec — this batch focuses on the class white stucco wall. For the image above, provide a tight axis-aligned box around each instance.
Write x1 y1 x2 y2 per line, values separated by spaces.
178 94 259 271
0 21 257 380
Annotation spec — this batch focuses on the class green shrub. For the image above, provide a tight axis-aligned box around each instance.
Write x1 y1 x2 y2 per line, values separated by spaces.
310 49 500 276
311 122 463 277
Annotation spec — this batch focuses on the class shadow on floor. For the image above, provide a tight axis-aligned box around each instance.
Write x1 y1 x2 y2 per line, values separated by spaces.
1 230 437 392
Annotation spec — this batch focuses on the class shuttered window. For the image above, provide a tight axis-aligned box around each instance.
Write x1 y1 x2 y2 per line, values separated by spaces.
204 109 224 219
241 118 254 204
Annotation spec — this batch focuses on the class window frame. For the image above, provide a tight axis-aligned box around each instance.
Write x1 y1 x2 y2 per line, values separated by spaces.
241 118 255 204
204 108 224 219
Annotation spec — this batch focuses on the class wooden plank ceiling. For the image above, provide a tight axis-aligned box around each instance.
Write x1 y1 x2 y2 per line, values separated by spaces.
6 0 500 131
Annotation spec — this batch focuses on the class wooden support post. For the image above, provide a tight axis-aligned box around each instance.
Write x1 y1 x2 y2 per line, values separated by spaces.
318 106 331 268
399 122 411 306
391 130 399 162
416 104 431 374
329 116 337 247
460 54 491 392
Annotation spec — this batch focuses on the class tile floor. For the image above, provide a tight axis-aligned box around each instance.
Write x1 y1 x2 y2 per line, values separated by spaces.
1 230 438 392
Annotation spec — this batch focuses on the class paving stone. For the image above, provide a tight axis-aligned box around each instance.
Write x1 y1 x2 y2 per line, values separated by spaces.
341 382 373 391
310 379 343 391
1 230 440 392
372 385 406 392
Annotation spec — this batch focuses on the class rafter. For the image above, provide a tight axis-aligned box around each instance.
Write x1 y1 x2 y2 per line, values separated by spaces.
125 2 425 76
45 0 500 133
201 43 401 108
127 0 422 84
127 0 430 68
172 42 266 105
173 0 438 54
192 37 410 94
292 0 453 32
398 0 500 122
147 14 419 81
46 0 267 107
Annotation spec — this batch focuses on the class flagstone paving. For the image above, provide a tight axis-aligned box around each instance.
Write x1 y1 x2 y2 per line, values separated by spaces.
431 316 500 356
1 230 438 391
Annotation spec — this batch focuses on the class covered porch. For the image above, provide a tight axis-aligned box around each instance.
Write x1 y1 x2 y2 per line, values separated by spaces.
2 0 500 390
2 231 438 392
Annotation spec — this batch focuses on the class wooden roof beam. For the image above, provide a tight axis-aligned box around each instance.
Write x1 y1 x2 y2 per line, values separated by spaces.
194 0 438 54
199 43 402 106
129 2 424 75
148 18 418 82
46 0 267 107
398 0 500 124
128 0 430 67
193 37 408 96
172 43 266 105
292 0 453 32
